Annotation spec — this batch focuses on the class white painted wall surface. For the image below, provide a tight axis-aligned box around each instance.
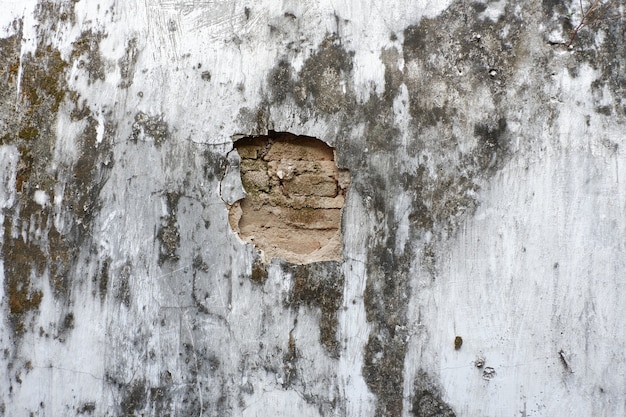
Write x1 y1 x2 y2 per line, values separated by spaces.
0 1 624 416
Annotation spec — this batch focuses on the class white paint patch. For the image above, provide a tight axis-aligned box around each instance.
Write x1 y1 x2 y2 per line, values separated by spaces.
393 84 411 149
429 153 626 416
0 1 37 30
0 145 19 209
241 389 322 417
353 49 386 103
33 190 49 207
338 192 376 417
480 0 507 22
95 112 105 144
394 192 412 255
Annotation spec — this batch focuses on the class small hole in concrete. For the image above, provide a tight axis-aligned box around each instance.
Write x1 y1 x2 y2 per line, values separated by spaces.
226 131 350 264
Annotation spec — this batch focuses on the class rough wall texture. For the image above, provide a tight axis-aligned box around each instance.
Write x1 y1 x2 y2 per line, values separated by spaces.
0 1 624 416
227 132 350 264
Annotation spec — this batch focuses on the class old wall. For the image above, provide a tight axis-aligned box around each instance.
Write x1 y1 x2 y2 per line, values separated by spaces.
0 0 624 416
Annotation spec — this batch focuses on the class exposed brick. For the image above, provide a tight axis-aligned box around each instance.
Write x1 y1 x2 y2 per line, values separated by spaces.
228 132 350 263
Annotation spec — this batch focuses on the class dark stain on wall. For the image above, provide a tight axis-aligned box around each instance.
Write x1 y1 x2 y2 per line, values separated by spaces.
250 257 268 284
202 148 227 182
1 0 623 414
590 13 626 118
283 261 345 355
131 112 170 147
71 29 107 84
474 117 508 171
0 9 113 349
114 261 132 307
362 227 412 417
0 30 60 333
34 0 79 29
256 4 529 414
157 192 181 265
294 35 355 114
118 37 139 89
67 116 114 246
120 379 148 416
411 370 456 417
268 59 295 104
96 257 111 303
77 401 96 414
3 231 45 334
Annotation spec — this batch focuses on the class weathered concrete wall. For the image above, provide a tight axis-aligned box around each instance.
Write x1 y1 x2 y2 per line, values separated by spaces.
0 0 624 416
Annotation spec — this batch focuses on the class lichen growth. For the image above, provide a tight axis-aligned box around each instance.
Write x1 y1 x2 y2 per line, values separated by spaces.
131 112 170 147
71 29 107 84
295 35 354 114
411 370 456 417
118 37 139 88
250 258 268 284
3 220 45 334
17 126 39 140
0 17 114 339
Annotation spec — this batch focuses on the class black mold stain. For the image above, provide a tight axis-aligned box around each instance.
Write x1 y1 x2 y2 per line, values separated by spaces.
202 148 226 182
149 385 174 417
95 257 111 302
589 20 626 118
67 116 114 247
174 342 229 416
250 257 268 285
402 4 523 125
595 105 612 116
294 35 355 114
362 232 412 417
71 29 107 84
257 14 520 412
282 327 298 387
76 402 96 414
120 380 147 416
268 60 294 103
380 46 403 104
471 2 487 14
474 118 507 150
157 192 181 265
191 254 211 314
541 0 567 15
61 312 75 331
56 312 75 342
282 261 344 355
473 117 508 171
360 94 402 155
412 390 456 417
411 370 456 417
34 1 79 29
131 112 170 147
118 37 139 89
356 5 521 414
115 261 132 307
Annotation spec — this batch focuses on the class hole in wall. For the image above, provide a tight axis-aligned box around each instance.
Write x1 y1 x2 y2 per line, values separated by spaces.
224 131 350 264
